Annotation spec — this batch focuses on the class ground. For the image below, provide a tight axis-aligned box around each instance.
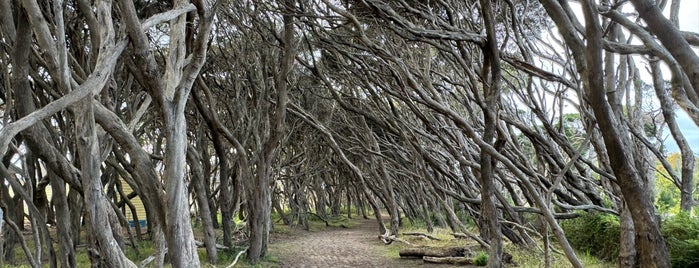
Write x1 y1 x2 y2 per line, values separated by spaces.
268 218 465 268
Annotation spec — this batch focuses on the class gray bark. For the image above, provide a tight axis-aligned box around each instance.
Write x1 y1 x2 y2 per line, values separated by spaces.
580 2 670 267
630 0 699 96
479 0 503 266
49 172 76 268
75 96 136 268
186 146 218 264
246 1 296 262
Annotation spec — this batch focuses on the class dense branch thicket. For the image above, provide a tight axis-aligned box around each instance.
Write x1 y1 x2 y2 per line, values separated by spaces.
0 0 697 267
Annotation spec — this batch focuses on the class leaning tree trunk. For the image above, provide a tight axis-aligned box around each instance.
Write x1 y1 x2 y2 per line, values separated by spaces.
362 117 400 235
580 2 670 266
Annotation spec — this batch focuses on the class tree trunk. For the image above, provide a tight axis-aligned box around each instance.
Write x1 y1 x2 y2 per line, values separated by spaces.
580 2 670 267
212 130 234 248
68 187 83 247
419 184 434 233
187 147 218 264
619 201 637 267
49 172 76 268
478 0 503 266
246 165 273 263
247 2 295 261
2 189 22 264
315 179 327 218
162 103 200 267
75 97 136 268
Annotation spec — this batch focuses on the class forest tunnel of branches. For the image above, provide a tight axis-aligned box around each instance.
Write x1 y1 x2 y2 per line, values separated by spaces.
0 0 698 267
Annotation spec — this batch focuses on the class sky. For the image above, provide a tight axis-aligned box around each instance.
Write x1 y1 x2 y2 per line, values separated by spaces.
663 1 699 152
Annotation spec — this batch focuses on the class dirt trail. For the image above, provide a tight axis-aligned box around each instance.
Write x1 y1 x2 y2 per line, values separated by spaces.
269 218 451 268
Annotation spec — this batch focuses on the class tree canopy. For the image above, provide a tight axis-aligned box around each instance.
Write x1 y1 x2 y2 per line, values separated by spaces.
0 0 697 267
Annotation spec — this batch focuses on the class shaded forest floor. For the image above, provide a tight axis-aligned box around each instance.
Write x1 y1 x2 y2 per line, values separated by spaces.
268 217 463 268
0 215 612 267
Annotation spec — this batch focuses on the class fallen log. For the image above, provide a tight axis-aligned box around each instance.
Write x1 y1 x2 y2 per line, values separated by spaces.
399 246 474 259
402 232 442 241
423 256 474 265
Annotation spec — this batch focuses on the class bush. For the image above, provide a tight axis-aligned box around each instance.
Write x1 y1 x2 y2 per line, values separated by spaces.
562 211 699 267
561 212 620 261
474 252 488 266
662 212 699 268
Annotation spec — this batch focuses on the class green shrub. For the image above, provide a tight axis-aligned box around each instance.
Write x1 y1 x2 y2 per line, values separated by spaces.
561 212 620 261
474 252 488 266
562 211 699 268
662 212 699 268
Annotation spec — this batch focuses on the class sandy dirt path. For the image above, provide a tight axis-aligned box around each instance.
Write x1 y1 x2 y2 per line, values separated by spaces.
269 218 455 268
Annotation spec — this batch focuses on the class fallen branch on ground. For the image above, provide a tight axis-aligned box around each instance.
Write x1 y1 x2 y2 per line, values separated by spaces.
402 232 441 241
225 248 247 268
379 229 414 246
139 248 167 268
423 256 474 265
452 232 491 250
194 240 230 250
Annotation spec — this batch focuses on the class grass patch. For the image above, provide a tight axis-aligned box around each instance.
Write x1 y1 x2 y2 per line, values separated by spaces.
505 243 612 268
384 221 612 268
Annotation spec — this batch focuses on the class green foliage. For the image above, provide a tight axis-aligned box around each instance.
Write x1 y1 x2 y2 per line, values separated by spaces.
654 154 683 214
652 152 699 215
474 252 488 266
563 211 699 268
662 212 699 268
561 212 620 261
657 189 678 212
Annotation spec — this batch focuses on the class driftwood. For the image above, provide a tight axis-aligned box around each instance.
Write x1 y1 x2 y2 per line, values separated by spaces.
402 232 441 241
399 246 474 259
423 256 474 265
